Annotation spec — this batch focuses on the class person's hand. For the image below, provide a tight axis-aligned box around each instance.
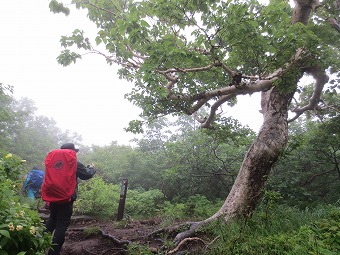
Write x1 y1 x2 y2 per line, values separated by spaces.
87 163 95 168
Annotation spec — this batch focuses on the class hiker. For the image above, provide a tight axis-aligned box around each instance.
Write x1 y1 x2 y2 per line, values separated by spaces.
22 166 44 201
42 143 96 255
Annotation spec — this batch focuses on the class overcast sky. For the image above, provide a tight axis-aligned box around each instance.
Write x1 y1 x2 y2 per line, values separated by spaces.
1 0 262 146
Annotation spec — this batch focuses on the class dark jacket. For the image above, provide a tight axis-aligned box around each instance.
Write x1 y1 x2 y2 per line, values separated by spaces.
72 161 96 201
77 161 96 180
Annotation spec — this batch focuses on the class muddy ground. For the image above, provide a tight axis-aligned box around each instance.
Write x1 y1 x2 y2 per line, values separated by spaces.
40 213 209 255
56 216 165 255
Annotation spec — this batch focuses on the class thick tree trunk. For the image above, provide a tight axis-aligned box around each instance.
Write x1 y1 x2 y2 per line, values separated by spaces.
216 87 293 220
175 87 294 242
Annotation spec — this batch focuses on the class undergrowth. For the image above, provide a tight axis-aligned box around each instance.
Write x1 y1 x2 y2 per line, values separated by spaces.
204 205 340 255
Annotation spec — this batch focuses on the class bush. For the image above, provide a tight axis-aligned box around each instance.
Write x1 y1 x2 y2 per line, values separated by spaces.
75 176 120 218
159 195 223 223
206 205 340 255
0 153 51 255
76 177 165 219
125 188 165 218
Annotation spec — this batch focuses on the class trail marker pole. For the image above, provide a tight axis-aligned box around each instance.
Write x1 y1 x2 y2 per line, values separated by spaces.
117 178 128 221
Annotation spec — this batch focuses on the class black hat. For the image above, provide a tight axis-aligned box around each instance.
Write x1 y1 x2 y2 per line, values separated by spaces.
60 143 79 152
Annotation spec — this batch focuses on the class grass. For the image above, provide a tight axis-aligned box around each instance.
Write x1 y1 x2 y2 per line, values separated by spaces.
202 205 340 255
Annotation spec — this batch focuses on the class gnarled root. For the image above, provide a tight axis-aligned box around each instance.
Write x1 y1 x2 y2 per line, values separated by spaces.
173 211 224 243
166 237 206 254
70 227 130 246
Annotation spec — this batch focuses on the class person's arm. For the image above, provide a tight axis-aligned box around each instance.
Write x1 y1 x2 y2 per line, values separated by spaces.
76 161 96 180
22 172 32 190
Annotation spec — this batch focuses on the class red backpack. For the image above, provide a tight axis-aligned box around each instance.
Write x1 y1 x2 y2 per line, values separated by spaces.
42 149 77 203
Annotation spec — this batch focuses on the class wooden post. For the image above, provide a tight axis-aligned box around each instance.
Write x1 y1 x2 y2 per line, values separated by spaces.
117 178 128 221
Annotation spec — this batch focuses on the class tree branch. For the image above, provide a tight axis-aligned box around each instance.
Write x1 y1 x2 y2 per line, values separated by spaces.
288 67 329 122
81 0 121 19
328 18 340 32
157 63 217 74
293 0 322 24
301 168 336 187
200 94 235 128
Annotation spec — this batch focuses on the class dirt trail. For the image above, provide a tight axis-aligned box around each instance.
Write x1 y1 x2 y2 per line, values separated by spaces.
40 213 205 255
56 215 165 255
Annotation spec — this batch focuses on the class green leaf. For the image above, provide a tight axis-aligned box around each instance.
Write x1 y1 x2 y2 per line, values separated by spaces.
0 230 10 238
0 236 9 250
140 20 150 27
95 36 102 45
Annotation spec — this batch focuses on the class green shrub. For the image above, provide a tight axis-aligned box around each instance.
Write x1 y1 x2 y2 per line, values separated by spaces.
206 205 340 255
160 195 222 221
183 195 223 218
77 178 165 219
75 176 120 218
161 201 187 221
125 188 165 218
0 153 51 255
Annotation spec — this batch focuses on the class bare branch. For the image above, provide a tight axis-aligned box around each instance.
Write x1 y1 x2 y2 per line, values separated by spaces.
157 63 217 74
82 1 119 18
167 79 273 102
126 45 147 61
201 94 235 128
318 99 340 113
328 18 340 32
189 98 210 116
288 67 329 122
220 62 235 77
86 50 141 69
301 169 336 187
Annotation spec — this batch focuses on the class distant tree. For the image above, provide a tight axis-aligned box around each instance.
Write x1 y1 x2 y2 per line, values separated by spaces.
0 89 83 167
80 143 136 184
49 0 340 240
0 84 15 150
304 117 340 202
162 115 255 200
84 115 253 200
271 117 340 206
130 118 173 190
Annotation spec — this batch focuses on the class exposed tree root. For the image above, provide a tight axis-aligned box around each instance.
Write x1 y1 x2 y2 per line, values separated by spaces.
166 237 206 254
70 227 130 246
173 221 205 243
139 211 224 245
173 211 225 243
129 221 196 242
98 229 130 246
143 228 166 240
164 222 221 254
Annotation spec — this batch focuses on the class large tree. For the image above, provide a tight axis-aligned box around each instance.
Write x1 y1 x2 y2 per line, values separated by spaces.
50 0 339 240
